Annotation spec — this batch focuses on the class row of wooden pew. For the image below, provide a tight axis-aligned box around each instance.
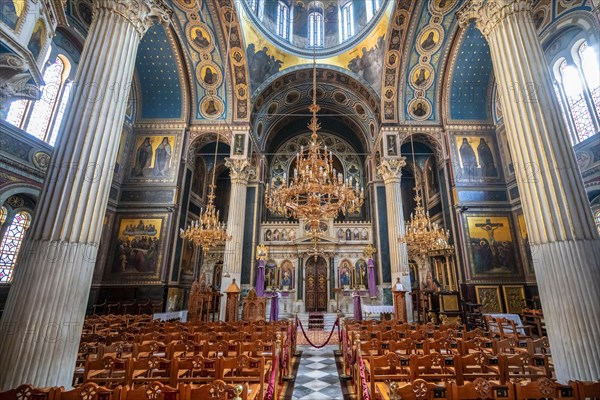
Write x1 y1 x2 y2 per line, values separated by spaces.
77 355 267 399
0 381 250 400
372 377 599 400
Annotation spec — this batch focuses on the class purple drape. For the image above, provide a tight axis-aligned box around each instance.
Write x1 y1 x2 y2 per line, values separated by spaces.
367 258 377 298
353 291 362 321
256 260 266 297
270 292 279 322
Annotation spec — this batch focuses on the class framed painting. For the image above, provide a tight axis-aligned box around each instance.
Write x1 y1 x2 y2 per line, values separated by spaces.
280 260 294 291
339 259 352 289
454 135 500 181
130 134 177 180
502 285 525 314
475 285 503 313
109 215 166 280
465 215 518 278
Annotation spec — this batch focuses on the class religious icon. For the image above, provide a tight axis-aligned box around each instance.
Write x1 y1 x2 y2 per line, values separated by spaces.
355 259 368 288
466 215 516 276
386 135 398 156
411 100 428 118
234 134 245 155
191 26 211 50
433 0 456 13
265 261 277 288
339 261 351 288
419 28 440 53
28 20 45 60
201 97 222 118
153 137 172 177
412 66 432 88
201 66 217 86
112 218 163 274
1 0 23 29
135 137 153 177
477 138 498 178
280 261 294 289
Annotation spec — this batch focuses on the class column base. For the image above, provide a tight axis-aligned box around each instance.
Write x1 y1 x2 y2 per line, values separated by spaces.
0 240 97 389
533 239 600 382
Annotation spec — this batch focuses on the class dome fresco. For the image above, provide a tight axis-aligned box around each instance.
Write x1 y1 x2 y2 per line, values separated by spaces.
240 0 389 58
237 0 393 95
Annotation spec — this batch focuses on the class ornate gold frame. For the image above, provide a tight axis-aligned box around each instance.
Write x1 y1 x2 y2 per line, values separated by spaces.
475 285 503 313
502 285 525 314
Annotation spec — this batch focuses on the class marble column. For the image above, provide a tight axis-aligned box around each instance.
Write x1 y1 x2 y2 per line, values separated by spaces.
219 158 255 320
0 0 170 389
459 0 600 382
377 157 412 321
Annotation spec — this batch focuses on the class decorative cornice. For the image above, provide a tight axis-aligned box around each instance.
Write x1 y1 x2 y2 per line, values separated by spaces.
377 157 407 184
457 0 532 37
94 0 172 39
225 158 255 185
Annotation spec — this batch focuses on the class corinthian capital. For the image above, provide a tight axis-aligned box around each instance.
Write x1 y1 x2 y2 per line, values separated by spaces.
457 0 532 37
225 158 256 185
94 0 172 38
377 157 406 184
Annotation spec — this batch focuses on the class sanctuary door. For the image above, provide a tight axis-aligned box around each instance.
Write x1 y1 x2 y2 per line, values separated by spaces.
305 257 328 312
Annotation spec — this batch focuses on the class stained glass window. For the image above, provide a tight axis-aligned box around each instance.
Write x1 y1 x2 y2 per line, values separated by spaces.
2 56 71 146
560 60 595 142
0 211 31 283
26 58 64 140
48 81 72 146
277 1 288 40
5 99 27 127
309 11 323 47
0 207 6 226
553 83 575 143
595 210 600 236
579 42 600 117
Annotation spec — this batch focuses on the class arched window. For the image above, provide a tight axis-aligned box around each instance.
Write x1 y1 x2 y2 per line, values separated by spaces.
5 55 72 145
341 3 354 41
0 207 6 226
558 59 595 142
579 42 600 116
595 209 600 235
276 1 289 40
365 0 381 21
0 211 31 283
308 11 323 47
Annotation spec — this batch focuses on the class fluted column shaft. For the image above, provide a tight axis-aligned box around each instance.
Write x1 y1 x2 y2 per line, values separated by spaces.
377 158 412 320
459 0 600 382
220 158 255 320
0 0 170 389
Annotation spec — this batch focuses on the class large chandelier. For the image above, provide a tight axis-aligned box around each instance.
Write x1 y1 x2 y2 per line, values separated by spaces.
265 55 364 236
180 131 230 250
399 134 451 257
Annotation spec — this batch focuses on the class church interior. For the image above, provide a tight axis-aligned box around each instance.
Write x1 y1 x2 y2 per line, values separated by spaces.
0 0 599 398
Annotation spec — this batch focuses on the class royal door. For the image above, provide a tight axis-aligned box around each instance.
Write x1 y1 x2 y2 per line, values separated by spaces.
305 257 328 312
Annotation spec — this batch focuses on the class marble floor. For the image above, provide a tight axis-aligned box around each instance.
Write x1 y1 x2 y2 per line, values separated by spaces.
291 345 345 400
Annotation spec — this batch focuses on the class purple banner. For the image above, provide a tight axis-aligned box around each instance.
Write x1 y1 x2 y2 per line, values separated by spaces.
367 258 377 298
270 292 279 322
256 259 266 297
353 291 362 321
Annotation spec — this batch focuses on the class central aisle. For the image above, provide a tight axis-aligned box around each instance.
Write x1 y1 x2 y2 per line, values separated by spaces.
291 345 344 400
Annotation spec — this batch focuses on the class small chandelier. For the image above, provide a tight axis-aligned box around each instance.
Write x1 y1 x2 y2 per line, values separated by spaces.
265 54 364 237
400 190 451 257
180 132 230 250
399 134 451 257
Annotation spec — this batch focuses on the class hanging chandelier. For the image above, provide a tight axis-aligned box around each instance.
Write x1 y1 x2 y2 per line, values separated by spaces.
264 53 364 236
180 132 230 250
398 134 451 257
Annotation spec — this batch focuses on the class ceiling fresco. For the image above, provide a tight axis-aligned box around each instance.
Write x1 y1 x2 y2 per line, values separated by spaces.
235 0 394 97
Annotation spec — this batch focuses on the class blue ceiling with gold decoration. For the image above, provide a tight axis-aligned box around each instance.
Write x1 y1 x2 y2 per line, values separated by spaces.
135 25 183 120
402 0 462 123
449 24 493 121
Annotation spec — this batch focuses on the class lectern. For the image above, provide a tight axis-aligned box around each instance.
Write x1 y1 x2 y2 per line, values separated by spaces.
393 278 408 322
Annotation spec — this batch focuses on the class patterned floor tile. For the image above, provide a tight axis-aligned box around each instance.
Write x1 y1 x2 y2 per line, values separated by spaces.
293 345 343 399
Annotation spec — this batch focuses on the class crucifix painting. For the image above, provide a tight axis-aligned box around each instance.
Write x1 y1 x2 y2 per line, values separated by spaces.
466 215 517 276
